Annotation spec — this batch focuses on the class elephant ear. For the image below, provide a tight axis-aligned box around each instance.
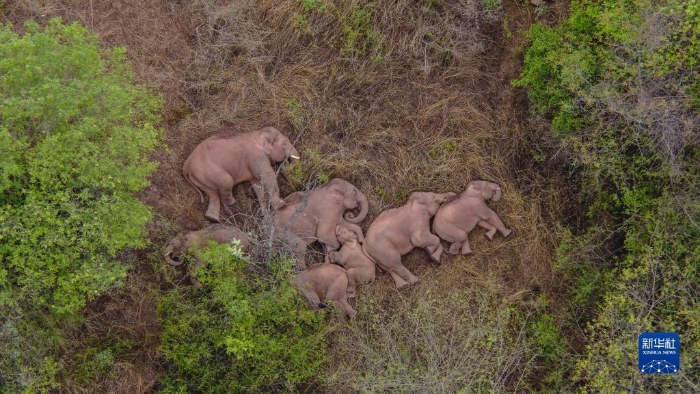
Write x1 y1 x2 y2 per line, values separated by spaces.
407 192 428 215
255 130 274 155
322 183 344 205
481 185 494 201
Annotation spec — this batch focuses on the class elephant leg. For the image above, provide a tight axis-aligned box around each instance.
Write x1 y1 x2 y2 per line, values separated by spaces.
435 221 468 255
460 237 473 255
478 220 497 240
257 167 283 209
330 298 357 317
483 208 511 238
393 264 419 287
346 269 357 298
203 167 235 208
370 247 416 288
201 187 222 222
411 231 444 263
219 189 235 207
448 241 463 255
388 270 409 288
250 179 264 205
325 277 357 317
302 289 321 310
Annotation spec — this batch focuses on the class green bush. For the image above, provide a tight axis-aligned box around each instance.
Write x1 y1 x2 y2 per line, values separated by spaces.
0 19 161 391
158 242 327 393
516 0 700 391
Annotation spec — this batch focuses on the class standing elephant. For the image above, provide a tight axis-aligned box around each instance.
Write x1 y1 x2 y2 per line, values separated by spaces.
294 263 357 317
433 180 511 256
363 192 456 288
183 126 300 222
164 224 250 287
275 178 369 269
327 223 375 298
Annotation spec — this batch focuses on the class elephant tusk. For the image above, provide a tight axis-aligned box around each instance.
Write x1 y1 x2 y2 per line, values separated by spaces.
290 155 300 159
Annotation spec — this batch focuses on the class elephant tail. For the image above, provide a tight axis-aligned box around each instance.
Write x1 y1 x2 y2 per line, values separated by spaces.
182 160 205 203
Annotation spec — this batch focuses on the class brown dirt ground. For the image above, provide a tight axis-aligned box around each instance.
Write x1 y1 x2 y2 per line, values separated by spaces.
3 0 573 392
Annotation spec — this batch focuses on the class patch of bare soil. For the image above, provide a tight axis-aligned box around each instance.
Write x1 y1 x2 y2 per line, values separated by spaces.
4 0 572 392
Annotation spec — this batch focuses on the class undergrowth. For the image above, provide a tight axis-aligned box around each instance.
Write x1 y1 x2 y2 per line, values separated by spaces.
517 0 700 391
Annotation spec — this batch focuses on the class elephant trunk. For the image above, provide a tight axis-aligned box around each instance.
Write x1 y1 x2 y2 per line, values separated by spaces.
164 248 184 266
344 189 368 224
492 184 502 202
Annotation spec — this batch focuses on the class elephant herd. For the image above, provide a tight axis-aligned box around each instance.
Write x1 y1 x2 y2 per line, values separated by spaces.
165 127 511 317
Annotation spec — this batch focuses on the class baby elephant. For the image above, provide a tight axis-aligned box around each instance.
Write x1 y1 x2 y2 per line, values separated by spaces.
294 264 357 317
164 224 250 287
327 223 375 298
433 180 511 256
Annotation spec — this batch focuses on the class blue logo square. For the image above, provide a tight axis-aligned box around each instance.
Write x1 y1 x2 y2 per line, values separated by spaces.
639 332 680 374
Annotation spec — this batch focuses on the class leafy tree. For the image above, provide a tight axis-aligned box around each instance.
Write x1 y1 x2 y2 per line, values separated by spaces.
516 0 700 391
158 242 326 393
0 19 161 391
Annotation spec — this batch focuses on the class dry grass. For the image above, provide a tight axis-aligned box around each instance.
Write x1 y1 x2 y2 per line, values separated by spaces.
3 0 573 392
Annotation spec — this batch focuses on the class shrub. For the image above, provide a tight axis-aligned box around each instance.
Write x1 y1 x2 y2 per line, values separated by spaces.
0 19 161 391
516 0 700 391
157 242 327 393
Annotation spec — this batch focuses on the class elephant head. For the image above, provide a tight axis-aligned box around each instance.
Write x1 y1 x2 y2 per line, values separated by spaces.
324 178 369 224
336 223 365 244
408 191 457 216
255 126 300 163
164 234 191 266
164 225 250 267
466 180 502 201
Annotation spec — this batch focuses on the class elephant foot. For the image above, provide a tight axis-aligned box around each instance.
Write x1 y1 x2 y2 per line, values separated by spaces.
429 249 443 263
205 205 221 223
461 245 473 255
448 243 462 255
390 272 411 288
485 229 497 240
502 229 512 238
222 196 236 206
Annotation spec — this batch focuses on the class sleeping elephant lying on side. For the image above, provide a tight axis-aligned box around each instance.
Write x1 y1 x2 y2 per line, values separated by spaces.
433 180 511 256
164 224 250 287
294 263 357 317
275 178 369 269
327 223 375 298
363 191 455 288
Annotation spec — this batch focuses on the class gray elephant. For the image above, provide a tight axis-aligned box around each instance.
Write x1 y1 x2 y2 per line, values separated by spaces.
183 126 300 222
275 178 369 269
164 224 250 287
327 223 375 298
294 263 357 317
433 180 511 255
363 192 455 288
